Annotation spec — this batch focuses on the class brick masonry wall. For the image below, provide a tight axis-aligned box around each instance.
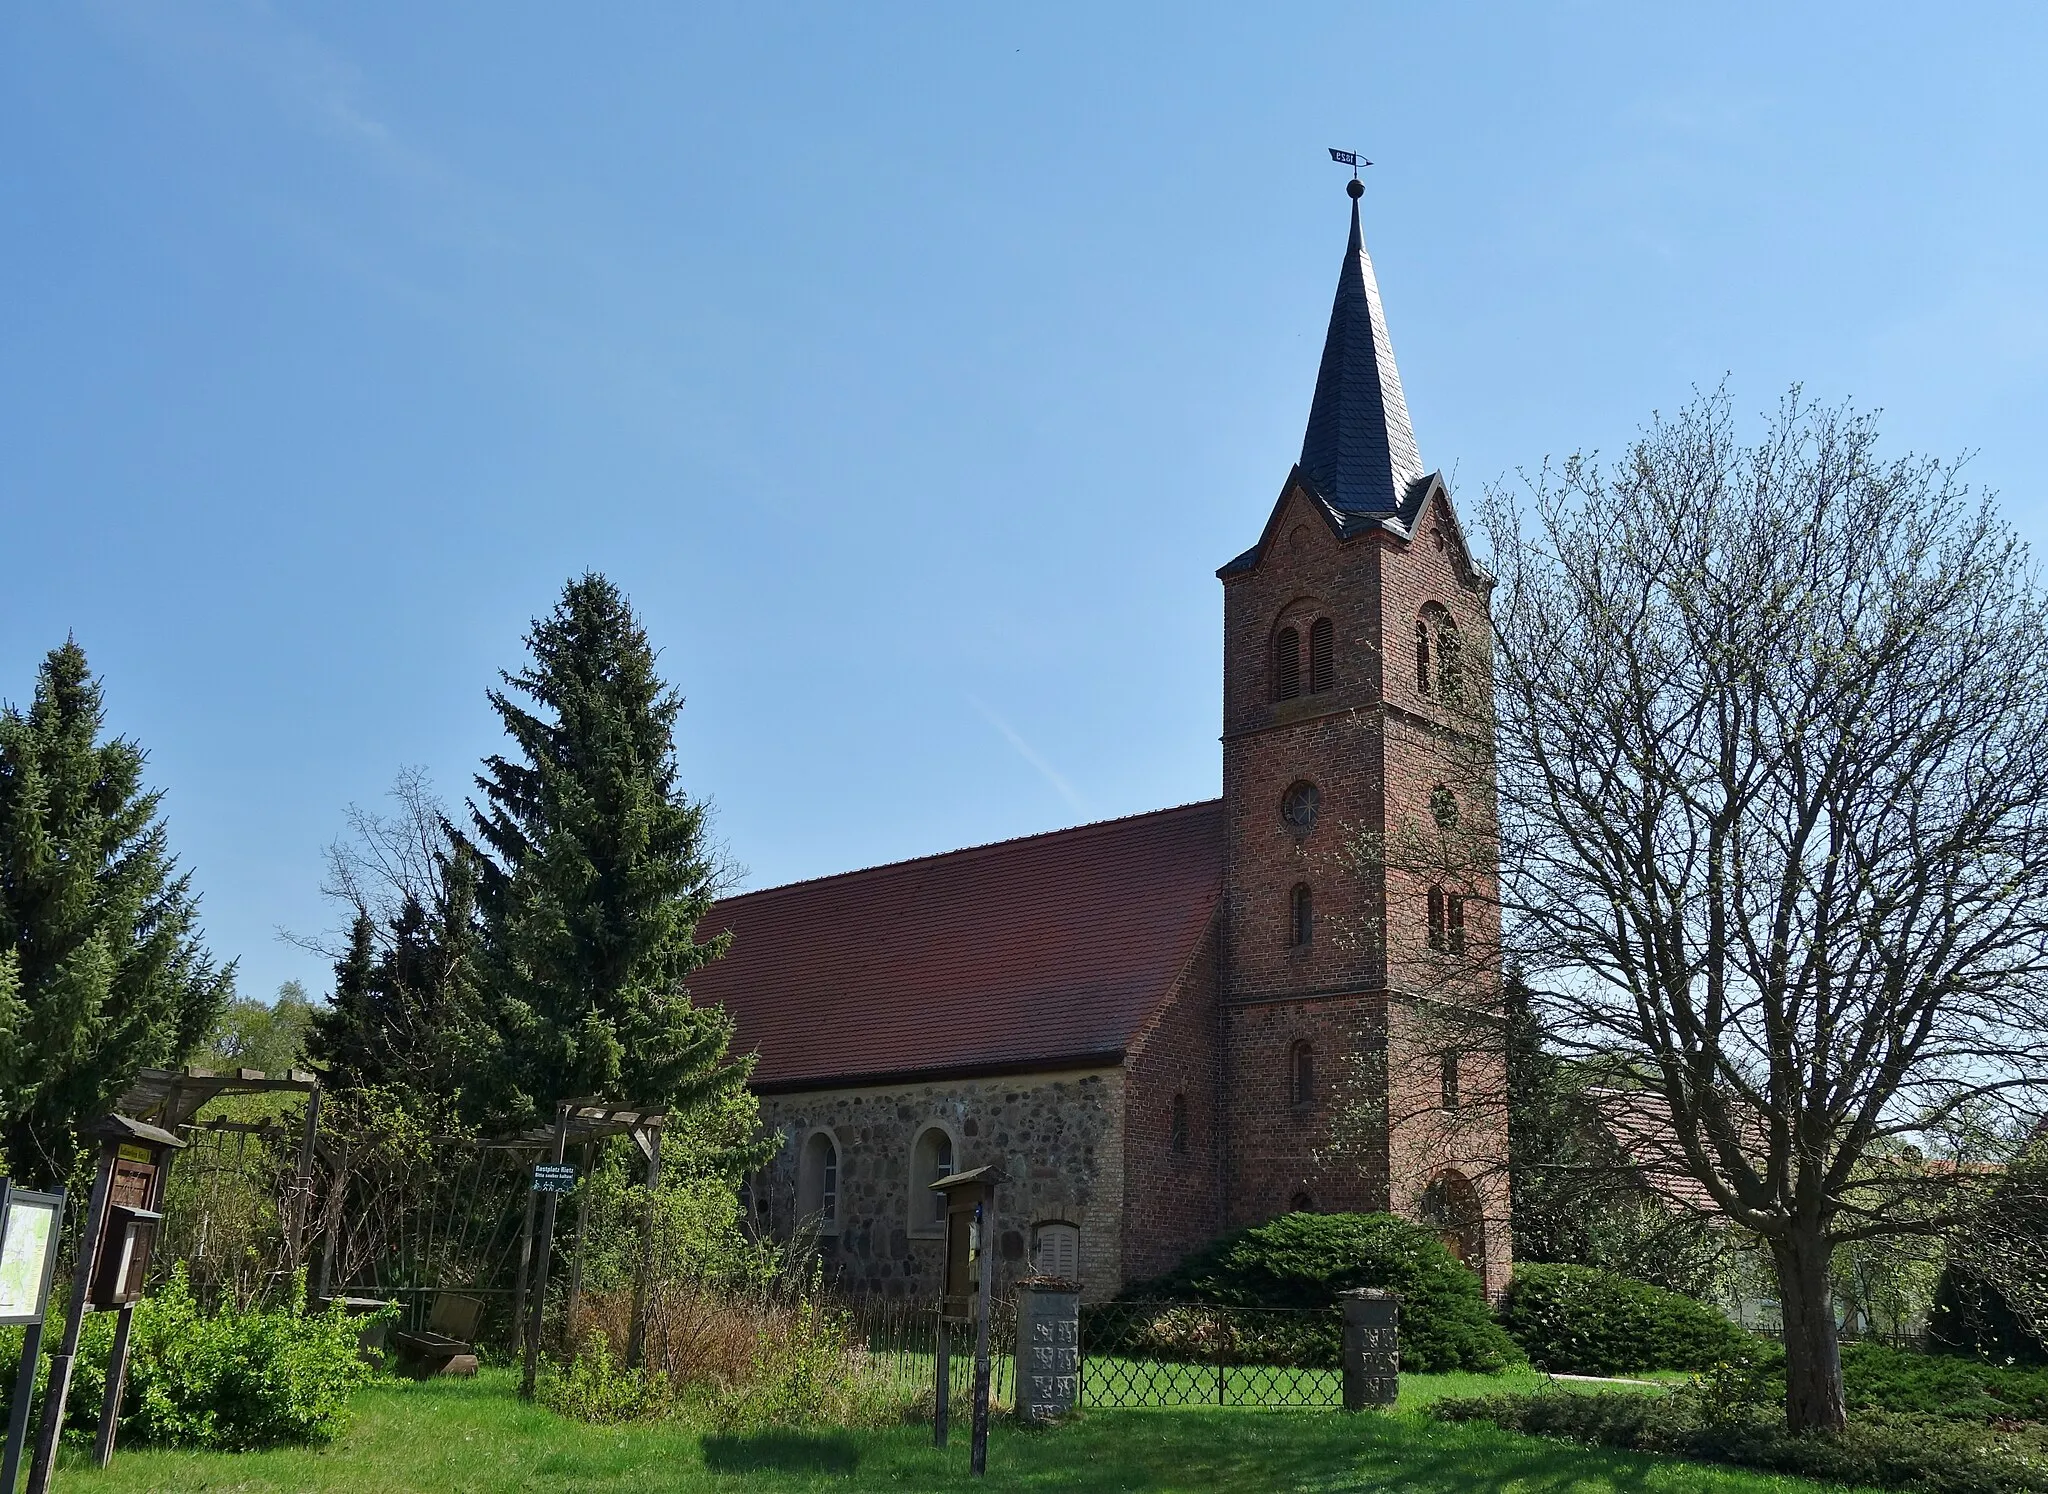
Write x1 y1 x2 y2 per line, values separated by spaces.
755 1068 1126 1301
1120 918 1225 1282
1221 992 1391 1227
1216 477 1510 1282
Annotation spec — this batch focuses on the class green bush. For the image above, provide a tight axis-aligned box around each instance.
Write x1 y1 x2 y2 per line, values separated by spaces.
0 1269 382 1451
538 1333 671 1424
1835 1342 2048 1421
1499 1262 1755 1374
1121 1211 1519 1373
1431 1389 2048 1494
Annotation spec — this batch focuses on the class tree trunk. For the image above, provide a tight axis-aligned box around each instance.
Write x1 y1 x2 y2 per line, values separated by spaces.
1771 1229 1846 1434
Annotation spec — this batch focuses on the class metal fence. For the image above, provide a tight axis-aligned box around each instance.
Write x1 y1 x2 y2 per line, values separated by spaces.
841 1295 1017 1411
830 1296 1346 1412
1077 1301 1343 1409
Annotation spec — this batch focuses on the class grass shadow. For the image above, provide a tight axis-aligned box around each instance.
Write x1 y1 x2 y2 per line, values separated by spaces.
701 1427 861 1475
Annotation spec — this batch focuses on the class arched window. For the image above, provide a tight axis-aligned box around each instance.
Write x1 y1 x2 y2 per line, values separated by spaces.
1032 1220 1081 1280
1290 1040 1315 1108
1290 884 1313 948
1427 885 1446 952
1308 617 1334 694
1441 1051 1461 1111
798 1130 839 1228
1437 620 1464 702
911 1125 955 1233
1274 626 1302 701
1447 893 1466 955
1419 604 1463 701
1290 1192 1316 1213
1169 1093 1189 1155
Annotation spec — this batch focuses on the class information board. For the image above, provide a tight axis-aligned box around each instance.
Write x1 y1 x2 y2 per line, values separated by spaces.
0 1182 65 1326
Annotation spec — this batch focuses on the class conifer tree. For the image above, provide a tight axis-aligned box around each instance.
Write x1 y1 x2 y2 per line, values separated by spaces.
0 640 232 1186
457 575 751 1146
305 845 492 1124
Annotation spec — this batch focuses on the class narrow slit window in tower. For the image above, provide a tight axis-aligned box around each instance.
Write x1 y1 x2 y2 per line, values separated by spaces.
1427 885 1447 951
1290 883 1313 948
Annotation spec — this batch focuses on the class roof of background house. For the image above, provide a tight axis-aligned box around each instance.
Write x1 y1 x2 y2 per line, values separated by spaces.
687 800 1224 1093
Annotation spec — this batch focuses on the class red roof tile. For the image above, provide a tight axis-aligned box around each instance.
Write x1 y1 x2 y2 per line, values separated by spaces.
688 801 1223 1092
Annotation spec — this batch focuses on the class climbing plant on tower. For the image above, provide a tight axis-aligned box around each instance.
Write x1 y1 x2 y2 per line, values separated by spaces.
456 574 763 1174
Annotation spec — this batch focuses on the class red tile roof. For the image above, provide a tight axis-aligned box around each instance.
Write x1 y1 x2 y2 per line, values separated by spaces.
688 801 1223 1092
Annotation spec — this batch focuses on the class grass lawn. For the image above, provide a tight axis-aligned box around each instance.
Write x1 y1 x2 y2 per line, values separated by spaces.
53 1369 1875 1493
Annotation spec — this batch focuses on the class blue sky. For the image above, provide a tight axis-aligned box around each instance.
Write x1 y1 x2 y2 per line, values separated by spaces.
4 3 2046 1005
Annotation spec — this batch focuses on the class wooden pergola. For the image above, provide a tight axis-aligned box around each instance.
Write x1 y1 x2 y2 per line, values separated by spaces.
113 1066 323 1262
489 1100 668 1393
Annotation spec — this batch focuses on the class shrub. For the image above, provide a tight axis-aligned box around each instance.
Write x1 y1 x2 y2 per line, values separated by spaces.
1929 1260 2048 1367
538 1333 671 1424
1432 1389 2048 1494
1122 1211 1519 1373
0 1269 380 1451
1499 1262 1755 1374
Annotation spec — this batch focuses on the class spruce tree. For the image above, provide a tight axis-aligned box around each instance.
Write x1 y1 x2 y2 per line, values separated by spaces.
457 574 750 1143
0 640 232 1186
305 847 492 1123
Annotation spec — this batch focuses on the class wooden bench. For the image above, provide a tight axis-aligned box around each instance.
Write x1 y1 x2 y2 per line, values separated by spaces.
392 1292 485 1378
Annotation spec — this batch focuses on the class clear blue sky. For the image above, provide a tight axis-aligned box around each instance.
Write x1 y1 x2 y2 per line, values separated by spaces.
5 4 2045 1005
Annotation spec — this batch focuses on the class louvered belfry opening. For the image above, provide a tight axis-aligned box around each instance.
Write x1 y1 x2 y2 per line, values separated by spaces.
1274 626 1302 700
1308 617 1334 694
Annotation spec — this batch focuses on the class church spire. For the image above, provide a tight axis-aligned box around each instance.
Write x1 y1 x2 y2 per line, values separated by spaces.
1297 183 1424 516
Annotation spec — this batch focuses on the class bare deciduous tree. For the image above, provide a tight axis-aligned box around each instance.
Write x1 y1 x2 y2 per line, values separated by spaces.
1479 387 2048 1431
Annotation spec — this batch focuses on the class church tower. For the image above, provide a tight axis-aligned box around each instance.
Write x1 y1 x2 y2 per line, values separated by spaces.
1216 180 1510 1294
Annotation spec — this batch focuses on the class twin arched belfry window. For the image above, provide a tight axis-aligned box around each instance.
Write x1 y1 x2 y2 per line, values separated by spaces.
1274 617 1335 701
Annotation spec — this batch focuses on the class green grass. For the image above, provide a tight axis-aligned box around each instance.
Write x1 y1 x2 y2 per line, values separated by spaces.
55 1369 1873 1493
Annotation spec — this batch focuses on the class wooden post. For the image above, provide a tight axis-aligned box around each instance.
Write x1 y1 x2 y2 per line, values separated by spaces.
25 1149 117 1494
510 1168 538 1362
287 1084 322 1270
565 1141 593 1344
313 1143 345 1306
520 1108 570 1400
970 1197 994 1478
626 1124 662 1369
2 1320 44 1494
933 1315 950 1448
92 1305 135 1468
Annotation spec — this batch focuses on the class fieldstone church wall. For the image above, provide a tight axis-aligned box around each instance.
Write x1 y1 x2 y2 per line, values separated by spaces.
755 1067 1126 1301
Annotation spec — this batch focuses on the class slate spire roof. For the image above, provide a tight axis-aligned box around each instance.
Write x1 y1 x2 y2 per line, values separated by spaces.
1296 192 1425 516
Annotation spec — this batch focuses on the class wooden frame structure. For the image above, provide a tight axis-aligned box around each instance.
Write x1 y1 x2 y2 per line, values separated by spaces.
492 1100 667 1398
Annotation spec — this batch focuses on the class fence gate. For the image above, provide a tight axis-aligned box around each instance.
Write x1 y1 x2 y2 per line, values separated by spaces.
1077 1302 1342 1409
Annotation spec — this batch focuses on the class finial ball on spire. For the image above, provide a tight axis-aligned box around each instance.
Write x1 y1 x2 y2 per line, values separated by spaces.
1346 178 1364 201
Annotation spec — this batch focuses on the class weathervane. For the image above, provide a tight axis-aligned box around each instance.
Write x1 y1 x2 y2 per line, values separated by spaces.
1328 147 1372 199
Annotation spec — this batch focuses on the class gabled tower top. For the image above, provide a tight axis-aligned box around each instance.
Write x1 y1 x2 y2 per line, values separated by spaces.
1297 187 1424 517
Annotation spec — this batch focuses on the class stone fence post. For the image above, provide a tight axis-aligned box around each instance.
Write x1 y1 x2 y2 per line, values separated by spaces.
1013 1278 1080 1423
1339 1288 1399 1411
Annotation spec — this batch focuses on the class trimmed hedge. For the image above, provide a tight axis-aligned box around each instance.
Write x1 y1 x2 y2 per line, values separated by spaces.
1121 1211 1519 1373
1431 1390 2048 1494
1499 1262 1754 1375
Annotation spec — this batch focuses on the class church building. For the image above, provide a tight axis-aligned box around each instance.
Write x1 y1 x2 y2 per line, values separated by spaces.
688 184 1511 1301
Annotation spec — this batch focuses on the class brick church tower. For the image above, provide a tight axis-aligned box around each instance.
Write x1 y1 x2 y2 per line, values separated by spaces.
1216 180 1510 1295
